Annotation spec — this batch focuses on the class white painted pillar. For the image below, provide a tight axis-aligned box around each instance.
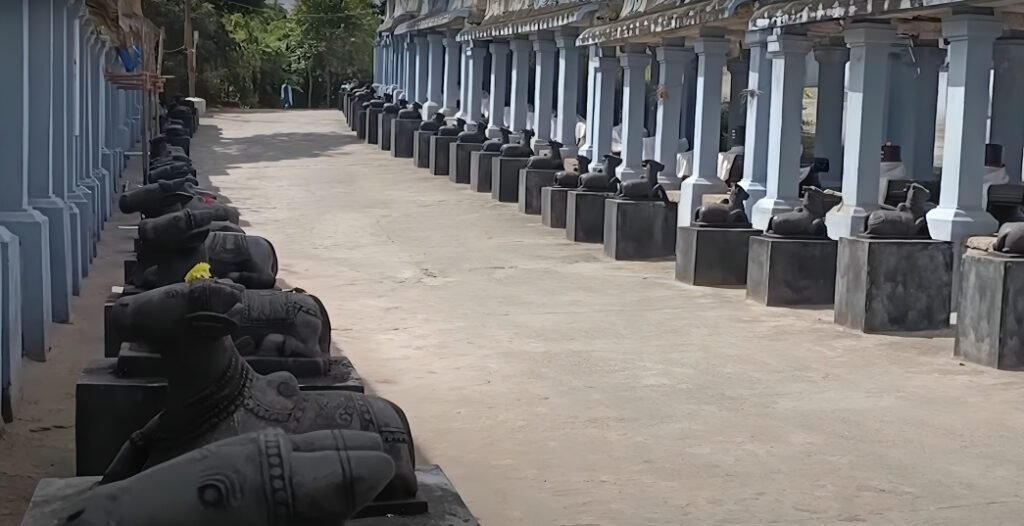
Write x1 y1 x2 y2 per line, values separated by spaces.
618 44 650 180
465 40 486 126
591 47 619 163
414 34 429 104
908 46 945 182
404 35 417 100
373 36 383 85
424 33 444 118
509 38 531 132
739 31 773 216
678 34 729 227
654 43 691 185
457 41 469 117
579 45 599 160
926 14 1003 242
555 30 582 154
991 38 1024 183
442 32 460 115
825 23 897 239
532 33 557 143
487 41 510 137
726 53 749 136
813 45 848 187
395 35 406 96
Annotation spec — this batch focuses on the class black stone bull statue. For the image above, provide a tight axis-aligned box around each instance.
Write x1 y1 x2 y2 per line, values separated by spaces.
120 178 241 225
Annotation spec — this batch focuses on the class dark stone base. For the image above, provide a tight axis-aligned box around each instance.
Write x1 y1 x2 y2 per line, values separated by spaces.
955 251 1024 369
75 356 363 476
746 236 837 304
392 119 420 159
541 187 570 228
675 227 762 286
429 136 456 176
518 169 558 215
365 108 382 144
22 466 478 526
566 191 611 243
470 151 499 193
412 130 433 167
354 109 368 140
491 157 529 202
379 113 396 151
835 237 952 333
449 143 481 184
603 199 678 261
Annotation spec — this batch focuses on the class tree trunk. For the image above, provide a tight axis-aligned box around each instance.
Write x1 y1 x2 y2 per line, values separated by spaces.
325 70 332 108
308 67 313 108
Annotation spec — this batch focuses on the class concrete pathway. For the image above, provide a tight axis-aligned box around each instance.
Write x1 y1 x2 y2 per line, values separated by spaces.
197 109 1024 526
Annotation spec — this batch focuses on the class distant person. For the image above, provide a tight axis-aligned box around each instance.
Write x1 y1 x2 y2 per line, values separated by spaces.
281 82 294 109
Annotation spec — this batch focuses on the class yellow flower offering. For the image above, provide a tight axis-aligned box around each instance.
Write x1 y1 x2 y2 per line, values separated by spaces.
185 262 213 283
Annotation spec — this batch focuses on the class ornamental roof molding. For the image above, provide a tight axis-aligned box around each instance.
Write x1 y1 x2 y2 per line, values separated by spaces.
577 0 755 45
394 0 487 34
457 0 622 41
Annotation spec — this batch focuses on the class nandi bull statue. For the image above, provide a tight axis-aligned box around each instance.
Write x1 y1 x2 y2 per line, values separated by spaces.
862 182 931 238
693 184 751 227
119 177 241 224
134 209 278 290
418 112 446 131
617 160 669 202
579 154 622 192
500 129 535 158
525 140 564 170
398 101 423 120
765 187 832 238
100 280 418 504
61 429 393 526
554 155 590 188
438 117 466 137
482 127 512 153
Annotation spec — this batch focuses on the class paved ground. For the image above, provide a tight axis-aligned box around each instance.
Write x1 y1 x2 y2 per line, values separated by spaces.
0 108 1021 526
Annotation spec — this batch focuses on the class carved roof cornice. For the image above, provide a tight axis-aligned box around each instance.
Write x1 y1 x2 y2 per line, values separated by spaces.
457 0 622 41
577 0 758 45
378 0 423 31
394 0 486 34
748 0 980 32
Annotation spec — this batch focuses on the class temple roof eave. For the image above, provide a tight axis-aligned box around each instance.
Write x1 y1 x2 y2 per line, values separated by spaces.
747 0 967 31
456 2 605 42
394 9 474 34
576 0 753 46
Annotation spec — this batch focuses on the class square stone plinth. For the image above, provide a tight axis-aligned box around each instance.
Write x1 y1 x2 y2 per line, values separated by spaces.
379 113 396 151
541 187 570 228
429 136 456 176
491 157 529 202
449 143 481 184
603 199 678 261
470 151 499 193
365 108 382 144
746 236 838 305
75 356 364 476
392 119 420 159
834 237 952 333
955 251 1024 369
518 169 558 215
675 227 762 286
412 130 433 167
354 109 368 139
566 191 612 243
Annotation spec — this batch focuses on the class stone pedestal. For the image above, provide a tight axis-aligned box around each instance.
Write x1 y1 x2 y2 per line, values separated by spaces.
379 113 396 151
566 191 612 243
75 356 364 476
675 227 762 286
491 157 529 202
834 237 952 333
746 236 838 304
449 143 481 184
541 187 570 228
518 168 558 215
412 130 433 167
365 107 383 144
603 199 678 260
955 251 1024 369
354 109 368 140
429 136 456 176
470 151 499 193
391 119 420 159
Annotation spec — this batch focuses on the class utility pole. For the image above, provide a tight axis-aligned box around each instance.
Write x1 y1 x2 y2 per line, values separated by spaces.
184 0 196 97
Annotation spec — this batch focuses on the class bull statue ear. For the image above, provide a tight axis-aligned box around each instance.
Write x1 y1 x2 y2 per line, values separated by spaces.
160 192 193 209
183 312 238 339
183 226 212 247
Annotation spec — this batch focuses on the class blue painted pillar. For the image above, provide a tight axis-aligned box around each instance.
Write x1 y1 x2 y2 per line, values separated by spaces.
395 35 406 98
27 0 71 325
486 41 510 137
424 33 444 118
465 40 486 126
0 0 52 361
813 45 848 187
457 41 469 117
618 44 650 180
64 0 83 291
739 31 773 216
591 46 619 164
726 53 749 136
682 52 698 147
825 23 896 238
95 43 112 224
0 226 20 423
373 35 383 86
508 38 531 132
414 34 428 104
441 31 460 115
555 29 582 155
908 46 944 183
532 33 557 143
653 42 690 185
678 34 729 227
380 38 390 88
56 0 80 295
405 35 417 100
579 45 599 160
750 33 811 230
89 40 109 230
990 38 1024 182
926 14 1003 242
75 17 98 266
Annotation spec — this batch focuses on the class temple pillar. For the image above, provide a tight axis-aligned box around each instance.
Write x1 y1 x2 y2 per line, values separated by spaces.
653 42 691 185
414 34 429 104
726 53 749 136
465 40 487 126
424 33 444 119
65 0 83 291
813 45 848 187
617 44 649 180
394 35 405 97
683 52 698 147
926 14 1003 243
825 23 897 239
373 36 383 86
678 34 729 226
579 46 599 160
555 29 581 155
908 46 945 182
442 32 460 115
457 41 469 117
990 37 1024 182
0 0 52 360
532 32 557 143
486 41 510 137
509 38 532 132
739 31 773 216
404 35 417 101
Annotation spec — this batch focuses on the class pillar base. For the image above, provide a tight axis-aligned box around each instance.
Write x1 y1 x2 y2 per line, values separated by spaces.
956 250 1024 369
518 169 558 214
541 187 570 228
603 199 678 260
675 226 762 287
0 209 51 361
96 168 112 223
441 106 457 117
470 151 499 192
429 136 457 176
739 180 768 219
28 197 73 323
925 206 1000 243
825 204 877 240
566 191 612 243
0 227 22 423
678 177 728 227
66 194 87 284
746 236 838 306
422 101 440 121
750 197 800 231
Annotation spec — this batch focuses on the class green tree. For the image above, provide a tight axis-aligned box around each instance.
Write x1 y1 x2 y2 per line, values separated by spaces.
291 0 377 107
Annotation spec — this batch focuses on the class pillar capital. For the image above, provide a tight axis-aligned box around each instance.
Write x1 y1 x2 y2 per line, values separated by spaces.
744 30 771 48
844 23 898 47
426 32 444 44
767 33 812 57
555 28 579 48
443 30 459 44
655 45 694 64
814 45 849 64
942 14 1004 42
533 35 556 53
691 36 729 56
726 53 749 73
489 41 510 55
413 33 428 44
510 38 532 53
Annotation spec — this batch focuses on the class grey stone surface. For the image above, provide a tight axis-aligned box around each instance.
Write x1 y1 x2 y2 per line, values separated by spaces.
541 187 570 228
834 237 952 333
675 227 762 287
518 169 558 215
412 130 432 167
449 143 481 185
491 157 529 203
566 191 612 243
354 109 368 140
955 251 1024 369
365 108 382 145
391 120 420 159
379 113 396 151
746 236 838 305
470 151 499 193
429 136 456 176
603 199 678 261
